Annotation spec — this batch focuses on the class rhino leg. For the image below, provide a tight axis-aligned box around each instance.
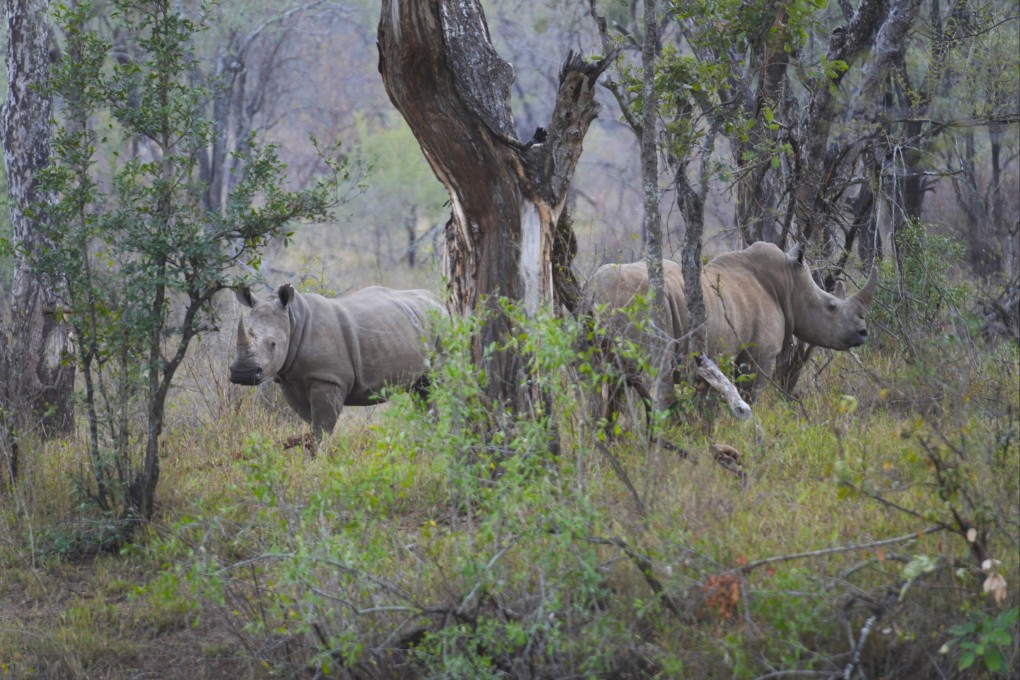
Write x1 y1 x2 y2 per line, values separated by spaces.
309 381 345 439
599 377 626 439
744 351 775 402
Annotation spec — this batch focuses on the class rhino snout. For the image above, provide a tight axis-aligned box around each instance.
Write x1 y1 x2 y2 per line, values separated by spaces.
229 365 265 386
848 327 868 347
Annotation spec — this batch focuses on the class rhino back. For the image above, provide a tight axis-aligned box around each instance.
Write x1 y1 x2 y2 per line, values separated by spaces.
289 287 441 405
700 245 788 358
585 260 689 346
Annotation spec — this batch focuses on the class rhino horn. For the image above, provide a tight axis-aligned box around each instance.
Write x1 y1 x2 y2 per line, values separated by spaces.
237 317 250 347
854 266 878 306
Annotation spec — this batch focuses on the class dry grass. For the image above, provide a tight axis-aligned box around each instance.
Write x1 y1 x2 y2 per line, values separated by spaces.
1 324 1017 678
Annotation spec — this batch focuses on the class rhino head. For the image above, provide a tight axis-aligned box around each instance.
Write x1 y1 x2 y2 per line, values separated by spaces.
786 245 878 350
228 284 297 386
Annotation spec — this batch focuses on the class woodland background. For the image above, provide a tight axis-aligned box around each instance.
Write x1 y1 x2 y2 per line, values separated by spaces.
0 1 1018 678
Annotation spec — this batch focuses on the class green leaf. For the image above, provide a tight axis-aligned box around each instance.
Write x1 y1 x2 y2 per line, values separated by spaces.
988 629 1012 646
983 647 1002 672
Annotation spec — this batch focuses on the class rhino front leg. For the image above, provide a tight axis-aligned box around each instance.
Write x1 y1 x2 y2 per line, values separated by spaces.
308 381 345 439
746 353 775 402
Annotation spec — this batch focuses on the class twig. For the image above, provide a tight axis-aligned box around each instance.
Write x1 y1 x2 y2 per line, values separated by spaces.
842 586 900 679
844 482 957 532
456 534 521 618
594 440 646 517
587 535 685 619
751 670 833 679
739 526 945 575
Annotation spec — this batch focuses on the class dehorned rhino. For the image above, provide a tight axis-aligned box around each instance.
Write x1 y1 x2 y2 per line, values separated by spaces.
229 283 447 438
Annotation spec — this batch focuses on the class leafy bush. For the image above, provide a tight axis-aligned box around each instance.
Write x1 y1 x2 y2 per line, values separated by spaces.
30 0 346 522
124 301 1018 678
947 607 1019 675
871 219 970 346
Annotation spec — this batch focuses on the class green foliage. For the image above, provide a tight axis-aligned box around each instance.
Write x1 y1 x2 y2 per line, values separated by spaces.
947 607 1019 674
142 304 646 676
750 567 835 667
31 0 345 521
1 305 1014 677
872 220 969 343
667 0 824 55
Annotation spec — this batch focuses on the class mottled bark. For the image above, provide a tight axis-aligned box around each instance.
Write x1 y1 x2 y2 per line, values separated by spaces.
794 0 906 246
639 0 673 412
676 171 706 353
3 0 75 436
734 4 791 246
378 0 608 412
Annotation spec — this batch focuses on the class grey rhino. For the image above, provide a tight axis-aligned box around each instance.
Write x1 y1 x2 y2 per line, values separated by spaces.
583 241 877 403
229 283 447 438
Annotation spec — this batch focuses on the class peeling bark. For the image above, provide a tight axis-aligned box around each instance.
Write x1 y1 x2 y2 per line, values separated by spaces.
378 0 609 411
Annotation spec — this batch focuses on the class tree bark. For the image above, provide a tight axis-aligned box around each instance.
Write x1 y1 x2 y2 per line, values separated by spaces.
639 0 674 412
795 0 919 246
377 0 609 412
3 0 74 436
734 3 791 246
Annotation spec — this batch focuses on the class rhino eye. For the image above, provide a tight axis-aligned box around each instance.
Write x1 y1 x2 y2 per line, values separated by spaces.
270 340 277 351
827 301 838 312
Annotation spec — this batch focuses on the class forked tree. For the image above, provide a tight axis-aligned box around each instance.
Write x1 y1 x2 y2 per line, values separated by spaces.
377 0 611 415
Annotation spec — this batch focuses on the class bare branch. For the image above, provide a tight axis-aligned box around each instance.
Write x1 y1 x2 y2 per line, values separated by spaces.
739 526 945 574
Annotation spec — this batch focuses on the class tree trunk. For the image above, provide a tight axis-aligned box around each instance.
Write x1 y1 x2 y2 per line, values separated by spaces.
795 0 917 246
377 0 608 413
640 0 673 413
677 170 706 355
734 4 790 247
3 0 75 437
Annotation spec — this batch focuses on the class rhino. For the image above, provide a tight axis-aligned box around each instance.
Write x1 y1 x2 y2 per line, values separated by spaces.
229 283 447 438
583 241 877 404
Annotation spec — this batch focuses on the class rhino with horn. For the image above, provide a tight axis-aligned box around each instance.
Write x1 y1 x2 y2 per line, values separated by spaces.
229 283 447 439
582 241 878 404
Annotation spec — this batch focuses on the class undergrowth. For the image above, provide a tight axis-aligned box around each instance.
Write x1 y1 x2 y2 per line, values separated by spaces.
0 296 1017 679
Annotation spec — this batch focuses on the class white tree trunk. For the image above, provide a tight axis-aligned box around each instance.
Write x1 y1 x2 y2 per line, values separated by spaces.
3 0 74 435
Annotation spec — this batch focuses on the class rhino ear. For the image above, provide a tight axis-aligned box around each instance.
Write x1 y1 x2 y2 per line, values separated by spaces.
833 280 847 300
235 287 255 308
787 242 805 267
278 283 296 308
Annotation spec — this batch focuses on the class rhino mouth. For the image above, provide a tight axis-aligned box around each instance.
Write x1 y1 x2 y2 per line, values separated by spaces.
847 328 869 348
229 366 265 386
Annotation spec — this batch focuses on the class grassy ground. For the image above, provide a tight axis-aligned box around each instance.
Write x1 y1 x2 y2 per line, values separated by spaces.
1 319 1017 678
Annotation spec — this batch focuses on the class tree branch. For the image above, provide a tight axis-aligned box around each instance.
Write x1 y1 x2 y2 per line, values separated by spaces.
739 525 945 574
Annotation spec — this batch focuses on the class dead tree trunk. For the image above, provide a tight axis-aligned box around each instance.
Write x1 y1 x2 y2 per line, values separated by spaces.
2 0 74 437
377 0 610 413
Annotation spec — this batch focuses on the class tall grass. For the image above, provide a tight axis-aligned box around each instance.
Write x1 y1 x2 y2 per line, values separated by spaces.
0 298 1017 679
